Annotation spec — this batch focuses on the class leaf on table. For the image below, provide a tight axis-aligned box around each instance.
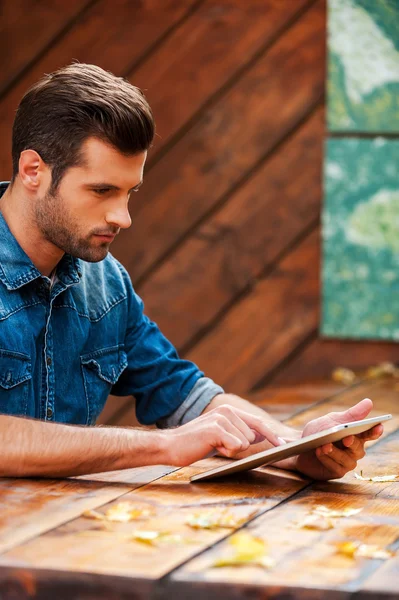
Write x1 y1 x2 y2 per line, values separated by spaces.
293 513 335 531
354 471 398 483
365 362 399 379
212 531 275 569
130 530 195 546
336 541 396 560
332 367 358 384
185 509 258 530
312 505 363 518
83 502 156 523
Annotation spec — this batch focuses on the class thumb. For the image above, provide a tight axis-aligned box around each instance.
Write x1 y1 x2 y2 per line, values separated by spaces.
332 398 373 425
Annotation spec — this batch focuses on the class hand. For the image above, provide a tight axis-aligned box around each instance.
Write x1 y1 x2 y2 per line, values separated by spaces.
163 404 282 467
287 398 383 480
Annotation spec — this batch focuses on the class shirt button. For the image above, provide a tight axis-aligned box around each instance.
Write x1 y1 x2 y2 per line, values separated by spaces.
46 357 52 366
46 407 53 419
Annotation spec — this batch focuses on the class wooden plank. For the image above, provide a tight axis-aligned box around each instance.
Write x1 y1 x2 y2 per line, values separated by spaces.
166 388 399 598
0 464 308 581
0 465 174 555
268 336 399 386
0 380 396 595
168 485 399 599
110 0 326 280
185 229 320 395
0 0 89 97
139 106 323 351
129 0 313 158
0 0 199 178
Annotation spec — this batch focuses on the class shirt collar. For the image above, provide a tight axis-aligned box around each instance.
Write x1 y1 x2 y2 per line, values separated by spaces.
0 182 81 290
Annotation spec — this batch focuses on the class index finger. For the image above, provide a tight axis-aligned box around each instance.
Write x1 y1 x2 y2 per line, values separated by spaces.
228 408 283 447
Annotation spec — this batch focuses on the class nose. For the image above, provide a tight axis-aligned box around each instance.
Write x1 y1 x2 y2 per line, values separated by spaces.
105 205 132 230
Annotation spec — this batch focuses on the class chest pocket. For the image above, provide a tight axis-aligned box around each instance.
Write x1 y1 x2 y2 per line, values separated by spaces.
81 345 128 425
0 349 32 416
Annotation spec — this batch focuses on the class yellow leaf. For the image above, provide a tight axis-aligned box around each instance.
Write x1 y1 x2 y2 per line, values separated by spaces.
294 514 335 531
336 541 395 560
185 509 257 530
313 505 362 518
212 532 274 569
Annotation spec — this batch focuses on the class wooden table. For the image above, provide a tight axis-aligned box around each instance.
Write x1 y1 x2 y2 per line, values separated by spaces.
0 378 398 599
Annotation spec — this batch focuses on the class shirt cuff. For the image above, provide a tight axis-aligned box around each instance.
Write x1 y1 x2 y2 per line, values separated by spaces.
156 377 224 429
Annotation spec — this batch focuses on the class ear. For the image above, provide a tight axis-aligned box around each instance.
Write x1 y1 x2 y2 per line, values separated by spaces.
18 149 50 192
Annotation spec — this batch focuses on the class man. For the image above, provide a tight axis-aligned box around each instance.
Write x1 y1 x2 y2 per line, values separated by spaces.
0 64 382 479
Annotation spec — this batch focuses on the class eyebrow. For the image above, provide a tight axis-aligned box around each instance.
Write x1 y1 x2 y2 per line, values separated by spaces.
86 180 143 192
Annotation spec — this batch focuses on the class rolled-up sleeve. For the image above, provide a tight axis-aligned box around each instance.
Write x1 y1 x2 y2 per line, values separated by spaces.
156 376 224 428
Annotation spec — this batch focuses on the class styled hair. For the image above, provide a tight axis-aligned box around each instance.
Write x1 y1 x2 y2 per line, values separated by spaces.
12 63 155 191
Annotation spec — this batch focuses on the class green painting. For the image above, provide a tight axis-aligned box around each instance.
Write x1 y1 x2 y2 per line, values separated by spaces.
328 0 399 132
322 138 399 341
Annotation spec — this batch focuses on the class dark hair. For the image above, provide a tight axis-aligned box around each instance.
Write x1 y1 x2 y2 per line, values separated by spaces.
12 63 155 191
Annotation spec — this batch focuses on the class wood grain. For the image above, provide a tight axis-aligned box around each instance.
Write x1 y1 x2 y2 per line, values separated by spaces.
0 465 174 554
110 0 326 280
139 106 323 351
0 0 89 97
0 0 199 177
128 0 313 158
185 229 320 395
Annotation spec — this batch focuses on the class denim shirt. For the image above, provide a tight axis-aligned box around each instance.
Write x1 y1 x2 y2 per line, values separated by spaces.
0 182 223 426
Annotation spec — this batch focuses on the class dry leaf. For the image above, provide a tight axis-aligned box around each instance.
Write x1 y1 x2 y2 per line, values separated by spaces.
365 362 399 379
185 509 257 530
332 367 357 385
313 505 362 518
130 530 193 546
83 502 155 523
336 541 395 560
354 472 398 483
294 513 335 531
212 531 275 569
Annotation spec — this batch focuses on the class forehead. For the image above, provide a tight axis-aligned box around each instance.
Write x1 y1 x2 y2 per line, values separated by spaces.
79 137 146 178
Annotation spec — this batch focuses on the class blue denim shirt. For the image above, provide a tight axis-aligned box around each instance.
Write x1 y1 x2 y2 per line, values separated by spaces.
0 182 223 426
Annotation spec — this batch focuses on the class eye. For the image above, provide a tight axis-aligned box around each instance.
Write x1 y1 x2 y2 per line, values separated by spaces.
93 188 111 195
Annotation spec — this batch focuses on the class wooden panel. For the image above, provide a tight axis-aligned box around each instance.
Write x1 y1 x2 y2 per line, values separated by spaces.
0 0 199 177
129 0 312 157
0 0 89 97
111 0 326 281
185 229 320 395
139 106 323 351
0 465 174 555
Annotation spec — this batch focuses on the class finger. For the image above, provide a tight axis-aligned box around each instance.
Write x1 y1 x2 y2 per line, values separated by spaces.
227 407 282 446
314 452 348 479
215 407 257 445
358 423 384 442
331 398 373 426
215 430 249 457
316 444 358 471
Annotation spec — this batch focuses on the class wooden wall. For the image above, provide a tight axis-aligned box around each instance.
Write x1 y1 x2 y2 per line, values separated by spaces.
1 1 397 425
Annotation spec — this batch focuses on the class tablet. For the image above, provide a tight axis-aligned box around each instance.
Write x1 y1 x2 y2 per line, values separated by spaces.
190 414 392 482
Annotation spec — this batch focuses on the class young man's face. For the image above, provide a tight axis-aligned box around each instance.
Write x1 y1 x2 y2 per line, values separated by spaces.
35 137 146 262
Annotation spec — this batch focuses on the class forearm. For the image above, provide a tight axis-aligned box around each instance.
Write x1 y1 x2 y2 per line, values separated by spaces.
0 415 168 478
204 394 301 440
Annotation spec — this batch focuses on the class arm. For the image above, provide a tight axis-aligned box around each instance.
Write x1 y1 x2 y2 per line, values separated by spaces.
0 405 281 478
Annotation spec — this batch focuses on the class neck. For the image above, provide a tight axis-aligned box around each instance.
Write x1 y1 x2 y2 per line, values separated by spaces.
0 182 63 277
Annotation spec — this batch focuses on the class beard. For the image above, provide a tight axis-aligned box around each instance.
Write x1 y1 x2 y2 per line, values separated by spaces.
34 187 112 263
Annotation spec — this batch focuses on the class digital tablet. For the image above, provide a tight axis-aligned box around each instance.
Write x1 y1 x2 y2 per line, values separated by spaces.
190 414 392 482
